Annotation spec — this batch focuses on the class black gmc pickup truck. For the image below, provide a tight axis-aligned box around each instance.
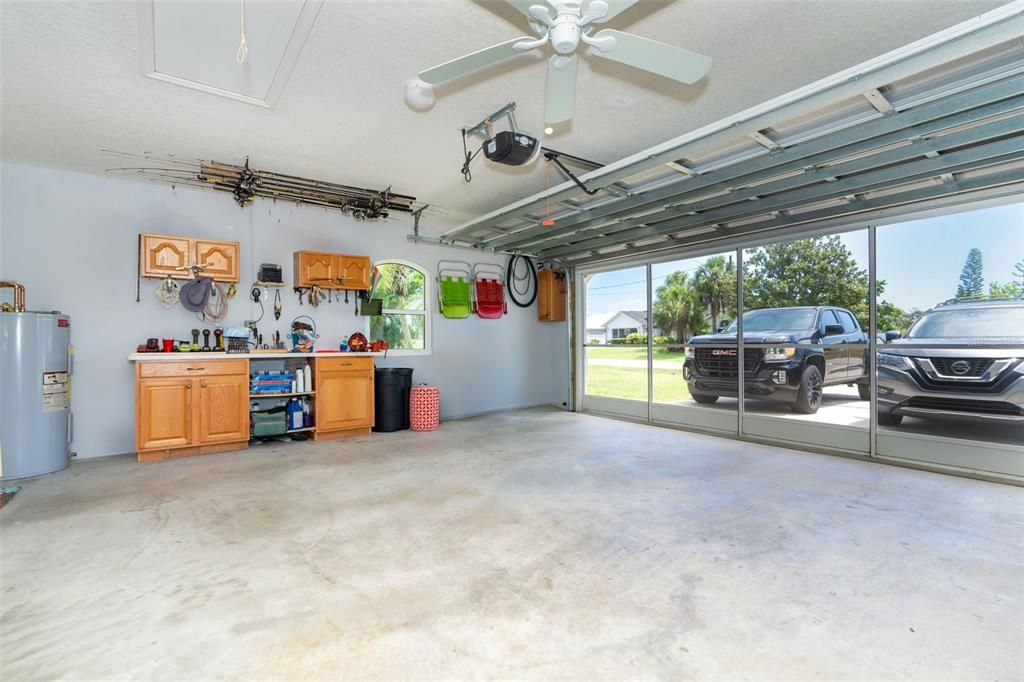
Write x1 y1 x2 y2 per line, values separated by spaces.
683 306 870 413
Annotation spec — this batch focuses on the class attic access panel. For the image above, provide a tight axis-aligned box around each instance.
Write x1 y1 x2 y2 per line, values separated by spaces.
437 5 1024 268
137 0 323 108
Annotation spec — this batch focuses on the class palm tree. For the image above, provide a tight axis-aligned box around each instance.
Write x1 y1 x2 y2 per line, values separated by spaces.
653 271 707 342
693 255 737 332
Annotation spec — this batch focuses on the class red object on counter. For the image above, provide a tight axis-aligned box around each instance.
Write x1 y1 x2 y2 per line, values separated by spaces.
347 332 368 352
410 385 440 432
162 338 174 353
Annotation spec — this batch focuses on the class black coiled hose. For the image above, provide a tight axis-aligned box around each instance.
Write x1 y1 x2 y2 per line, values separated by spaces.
506 254 537 308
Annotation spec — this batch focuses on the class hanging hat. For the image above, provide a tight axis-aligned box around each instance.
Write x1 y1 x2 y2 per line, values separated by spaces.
180 277 212 312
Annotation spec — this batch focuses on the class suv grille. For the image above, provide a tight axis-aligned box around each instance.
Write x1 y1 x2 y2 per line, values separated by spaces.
695 348 761 377
929 357 994 377
905 396 1023 416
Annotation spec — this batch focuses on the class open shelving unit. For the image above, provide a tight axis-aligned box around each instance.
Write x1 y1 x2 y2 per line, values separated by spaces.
249 356 316 440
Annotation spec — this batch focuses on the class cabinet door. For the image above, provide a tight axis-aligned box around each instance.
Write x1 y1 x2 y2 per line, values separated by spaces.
316 370 374 431
337 255 370 290
194 240 240 282
196 374 250 444
141 234 192 279
537 270 566 322
137 378 193 450
295 251 335 287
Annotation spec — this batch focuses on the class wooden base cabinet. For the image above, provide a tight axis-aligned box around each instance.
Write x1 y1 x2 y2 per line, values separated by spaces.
133 355 377 461
135 360 249 461
315 357 375 438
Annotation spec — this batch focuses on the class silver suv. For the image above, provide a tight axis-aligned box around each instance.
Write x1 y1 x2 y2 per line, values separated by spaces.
876 299 1024 426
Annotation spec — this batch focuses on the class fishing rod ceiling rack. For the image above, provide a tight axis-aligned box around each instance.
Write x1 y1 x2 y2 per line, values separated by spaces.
105 152 431 221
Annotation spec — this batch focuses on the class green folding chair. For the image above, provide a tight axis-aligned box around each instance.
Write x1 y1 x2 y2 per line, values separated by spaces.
437 260 474 319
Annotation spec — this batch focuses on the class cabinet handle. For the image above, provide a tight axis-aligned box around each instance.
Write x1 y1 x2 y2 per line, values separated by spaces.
186 367 206 371
201 382 207 388
185 384 192 390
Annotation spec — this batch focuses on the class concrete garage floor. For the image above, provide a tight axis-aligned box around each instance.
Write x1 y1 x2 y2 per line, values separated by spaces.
2 408 1021 680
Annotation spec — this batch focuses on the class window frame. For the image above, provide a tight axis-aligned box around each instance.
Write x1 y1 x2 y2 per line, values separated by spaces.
370 259 432 357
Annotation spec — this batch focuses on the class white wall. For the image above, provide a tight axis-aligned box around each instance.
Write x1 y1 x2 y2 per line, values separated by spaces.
1 163 570 458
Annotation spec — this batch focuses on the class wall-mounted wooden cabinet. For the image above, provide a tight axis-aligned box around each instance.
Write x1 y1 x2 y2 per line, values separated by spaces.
294 251 371 290
135 359 249 460
537 269 567 322
140 233 240 283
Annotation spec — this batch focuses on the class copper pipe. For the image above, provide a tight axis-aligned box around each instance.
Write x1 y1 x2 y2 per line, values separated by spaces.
0 281 26 312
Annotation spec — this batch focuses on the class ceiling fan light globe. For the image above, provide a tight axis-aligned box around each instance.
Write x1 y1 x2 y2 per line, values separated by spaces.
403 78 436 112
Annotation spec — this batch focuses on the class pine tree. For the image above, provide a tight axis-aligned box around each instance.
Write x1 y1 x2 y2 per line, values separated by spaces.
955 248 984 300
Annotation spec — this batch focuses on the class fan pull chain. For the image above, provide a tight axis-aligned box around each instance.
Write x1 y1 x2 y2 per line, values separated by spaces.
235 0 248 64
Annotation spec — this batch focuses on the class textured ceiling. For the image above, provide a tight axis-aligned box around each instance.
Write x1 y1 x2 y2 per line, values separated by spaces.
0 0 1011 231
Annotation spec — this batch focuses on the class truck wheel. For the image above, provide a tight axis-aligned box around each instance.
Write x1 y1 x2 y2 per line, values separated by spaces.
691 392 719 404
792 365 823 414
878 411 903 426
857 382 871 401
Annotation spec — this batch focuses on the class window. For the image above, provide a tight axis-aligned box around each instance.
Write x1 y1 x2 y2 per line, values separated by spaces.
369 260 431 354
820 309 840 330
837 310 859 334
612 327 638 339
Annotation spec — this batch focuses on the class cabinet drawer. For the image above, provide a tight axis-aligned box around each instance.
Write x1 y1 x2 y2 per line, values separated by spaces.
138 359 248 378
315 356 374 372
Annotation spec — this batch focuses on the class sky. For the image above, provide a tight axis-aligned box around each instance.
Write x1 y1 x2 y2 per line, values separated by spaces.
585 201 1024 317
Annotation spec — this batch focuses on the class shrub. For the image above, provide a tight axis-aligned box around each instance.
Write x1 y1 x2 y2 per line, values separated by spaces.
653 336 676 345
609 338 626 345
624 333 648 345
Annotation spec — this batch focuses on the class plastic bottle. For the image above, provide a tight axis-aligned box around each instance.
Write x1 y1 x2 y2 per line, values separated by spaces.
287 398 303 430
303 362 312 392
296 369 304 393
303 399 312 428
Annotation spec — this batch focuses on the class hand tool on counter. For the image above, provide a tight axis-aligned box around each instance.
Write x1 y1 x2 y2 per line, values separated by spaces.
190 329 200 351
202 329 211 352
213 328 225 351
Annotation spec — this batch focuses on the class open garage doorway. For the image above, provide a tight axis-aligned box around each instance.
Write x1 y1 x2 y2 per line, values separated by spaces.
575 200 1022 483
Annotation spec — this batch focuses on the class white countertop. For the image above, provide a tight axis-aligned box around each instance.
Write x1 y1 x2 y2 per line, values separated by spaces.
128 351 384 362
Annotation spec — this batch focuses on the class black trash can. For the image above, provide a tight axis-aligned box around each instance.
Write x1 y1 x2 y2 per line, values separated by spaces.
373 368 414 432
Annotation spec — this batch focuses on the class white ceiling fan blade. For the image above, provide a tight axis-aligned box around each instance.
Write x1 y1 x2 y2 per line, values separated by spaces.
545 54 577 124
589 29 711 84
585 0 637 24
419 38 537 85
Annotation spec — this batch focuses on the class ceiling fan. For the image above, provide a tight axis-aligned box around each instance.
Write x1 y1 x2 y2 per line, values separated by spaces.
404 0 712 126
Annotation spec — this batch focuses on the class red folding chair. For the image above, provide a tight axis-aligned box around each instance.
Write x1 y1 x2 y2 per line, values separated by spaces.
473 263 507 319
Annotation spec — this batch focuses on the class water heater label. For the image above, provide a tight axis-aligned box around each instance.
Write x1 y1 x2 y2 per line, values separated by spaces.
42 371 69 412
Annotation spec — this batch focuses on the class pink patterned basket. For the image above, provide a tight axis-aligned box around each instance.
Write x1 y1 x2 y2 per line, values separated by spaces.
410 385 440 432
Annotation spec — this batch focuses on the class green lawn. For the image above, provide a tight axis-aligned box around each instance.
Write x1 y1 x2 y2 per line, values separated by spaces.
586 346 686 362
585 363 691 403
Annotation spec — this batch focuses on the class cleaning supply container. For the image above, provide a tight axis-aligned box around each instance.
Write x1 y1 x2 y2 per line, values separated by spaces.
373 368 414 432
410 384 440 432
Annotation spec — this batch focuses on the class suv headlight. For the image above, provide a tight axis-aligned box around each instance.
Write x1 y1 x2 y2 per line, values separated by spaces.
684 347 694 358
763 346 796 362
877 352 913 371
